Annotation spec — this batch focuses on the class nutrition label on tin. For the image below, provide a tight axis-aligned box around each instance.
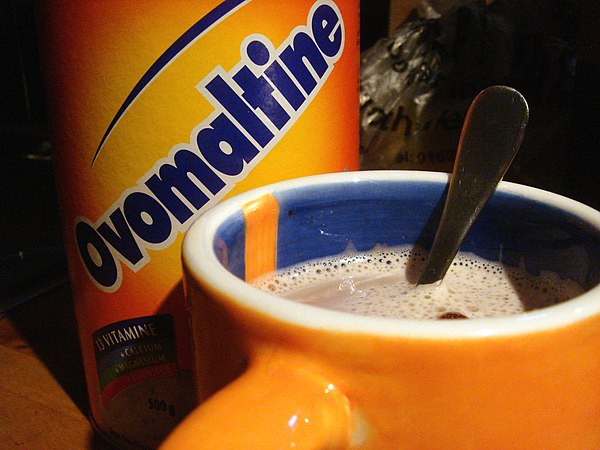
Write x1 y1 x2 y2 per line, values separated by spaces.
93 315 178 406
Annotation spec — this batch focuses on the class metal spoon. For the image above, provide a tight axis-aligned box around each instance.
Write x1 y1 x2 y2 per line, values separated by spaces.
418 86 529 285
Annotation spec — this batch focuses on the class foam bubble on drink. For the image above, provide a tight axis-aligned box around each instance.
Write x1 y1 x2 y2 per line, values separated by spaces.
251 245 585 320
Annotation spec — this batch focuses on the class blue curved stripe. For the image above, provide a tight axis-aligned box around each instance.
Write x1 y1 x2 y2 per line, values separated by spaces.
92 0 250 165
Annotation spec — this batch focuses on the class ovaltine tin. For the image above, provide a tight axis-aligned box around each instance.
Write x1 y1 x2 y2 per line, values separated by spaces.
37 1 358 447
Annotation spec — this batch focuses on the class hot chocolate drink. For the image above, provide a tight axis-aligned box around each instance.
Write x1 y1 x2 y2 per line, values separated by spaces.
252 246 585 320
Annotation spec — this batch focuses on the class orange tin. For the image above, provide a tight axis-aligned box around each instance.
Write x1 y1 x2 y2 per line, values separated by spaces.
37 0 358 447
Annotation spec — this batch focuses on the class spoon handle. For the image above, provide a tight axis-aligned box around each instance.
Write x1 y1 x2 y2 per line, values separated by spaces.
418 86 529 285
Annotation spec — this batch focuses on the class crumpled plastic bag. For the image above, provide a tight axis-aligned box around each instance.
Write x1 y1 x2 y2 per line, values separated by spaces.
360 0 577 192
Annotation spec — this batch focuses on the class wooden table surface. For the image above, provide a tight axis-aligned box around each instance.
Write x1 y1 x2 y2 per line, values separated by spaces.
0 282 114 449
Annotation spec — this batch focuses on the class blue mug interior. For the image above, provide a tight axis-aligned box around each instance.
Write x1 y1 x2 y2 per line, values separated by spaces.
214 178 600 291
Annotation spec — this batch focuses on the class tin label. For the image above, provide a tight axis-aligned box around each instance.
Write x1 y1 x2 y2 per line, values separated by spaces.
93 315 178 406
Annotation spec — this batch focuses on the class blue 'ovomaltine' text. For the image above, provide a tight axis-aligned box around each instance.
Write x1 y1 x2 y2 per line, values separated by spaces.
75 0 345 292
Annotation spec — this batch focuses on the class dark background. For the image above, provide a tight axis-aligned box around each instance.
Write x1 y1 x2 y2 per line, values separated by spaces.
1 0 65 311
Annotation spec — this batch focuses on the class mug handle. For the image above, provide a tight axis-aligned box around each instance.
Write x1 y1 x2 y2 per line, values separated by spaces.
160 353 353 449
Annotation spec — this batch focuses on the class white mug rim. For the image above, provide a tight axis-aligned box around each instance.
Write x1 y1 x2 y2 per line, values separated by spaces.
183 170 600 339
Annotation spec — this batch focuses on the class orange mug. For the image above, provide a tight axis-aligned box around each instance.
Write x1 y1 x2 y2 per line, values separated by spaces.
163 171 600 449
